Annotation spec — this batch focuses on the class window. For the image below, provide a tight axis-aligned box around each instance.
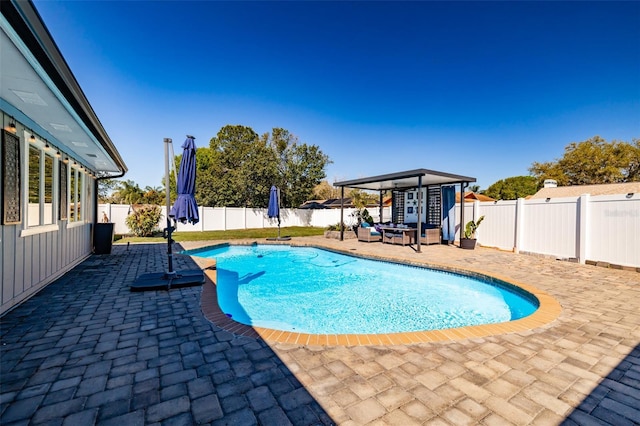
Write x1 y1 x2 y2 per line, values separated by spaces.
26 143 55 227
68 165 88 223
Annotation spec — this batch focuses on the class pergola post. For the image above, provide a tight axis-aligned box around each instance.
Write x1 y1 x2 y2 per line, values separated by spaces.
379 191 384 223
416 176 422 253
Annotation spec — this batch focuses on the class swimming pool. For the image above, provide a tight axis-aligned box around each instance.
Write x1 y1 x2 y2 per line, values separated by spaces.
192 244 538 335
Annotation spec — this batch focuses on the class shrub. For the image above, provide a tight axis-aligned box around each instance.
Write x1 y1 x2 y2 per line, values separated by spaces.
325 222 345 231
125 205 162 237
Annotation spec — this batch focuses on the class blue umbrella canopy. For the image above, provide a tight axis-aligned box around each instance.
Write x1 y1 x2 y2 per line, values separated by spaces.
170 136 199 224
267 186 280 220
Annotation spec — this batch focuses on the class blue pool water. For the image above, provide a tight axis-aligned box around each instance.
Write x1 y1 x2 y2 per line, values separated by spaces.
192 244 538 334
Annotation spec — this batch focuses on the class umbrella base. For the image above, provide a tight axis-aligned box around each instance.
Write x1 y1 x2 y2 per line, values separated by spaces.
266 236 291 241
130 269 204 291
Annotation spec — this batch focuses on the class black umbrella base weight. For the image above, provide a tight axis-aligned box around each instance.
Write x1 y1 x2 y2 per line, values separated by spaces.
130 269 204 291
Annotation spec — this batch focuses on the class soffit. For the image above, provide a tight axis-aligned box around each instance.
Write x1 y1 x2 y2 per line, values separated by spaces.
1 2 126 174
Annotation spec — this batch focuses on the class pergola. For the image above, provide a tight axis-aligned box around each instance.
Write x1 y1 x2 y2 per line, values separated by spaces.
334 168 476 252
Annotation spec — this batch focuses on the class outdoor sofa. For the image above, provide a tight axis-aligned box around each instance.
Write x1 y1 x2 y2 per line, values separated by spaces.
357 223 382 242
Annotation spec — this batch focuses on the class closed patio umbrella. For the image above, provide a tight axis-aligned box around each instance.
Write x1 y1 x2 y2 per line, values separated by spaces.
170 136 199 225
130 136 204 291
267 185 290 241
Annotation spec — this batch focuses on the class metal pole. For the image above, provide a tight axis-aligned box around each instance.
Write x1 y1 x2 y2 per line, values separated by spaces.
277 187 281 239
416 176 422 253
164 138 175 275
460 182 467 246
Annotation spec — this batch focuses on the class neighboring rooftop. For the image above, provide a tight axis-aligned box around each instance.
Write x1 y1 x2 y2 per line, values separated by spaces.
529 182 640 199
455 191 496 203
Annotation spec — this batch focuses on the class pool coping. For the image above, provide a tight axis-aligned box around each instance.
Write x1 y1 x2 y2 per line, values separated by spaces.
195 241 562 346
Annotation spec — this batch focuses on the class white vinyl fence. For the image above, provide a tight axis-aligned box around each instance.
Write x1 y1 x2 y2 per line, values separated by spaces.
99 204 390 235
100 193 640 268
460 193 639 268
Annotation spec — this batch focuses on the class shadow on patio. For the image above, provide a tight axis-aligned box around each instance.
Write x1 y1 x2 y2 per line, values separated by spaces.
562 342 640 425
0 243 333 425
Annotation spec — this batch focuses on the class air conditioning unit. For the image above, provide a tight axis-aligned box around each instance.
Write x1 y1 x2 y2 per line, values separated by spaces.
543 179 557 188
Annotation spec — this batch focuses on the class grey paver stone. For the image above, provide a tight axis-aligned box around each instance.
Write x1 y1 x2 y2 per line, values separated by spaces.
97 398 132 421
161 383 188 401
62 408 98 425
42 387 76 406
217 377 253 398
98 410 145 426
0 395 44 423
50 376 81 392
247 386 278 412
17 383 50 399
212 407 257 426
187 376 214 400
31 397 86 423
26 368 62 386
182 352 205 369
84 360 112 378
278 387 315 411
146 395 190 423
258 406 293 426
192 394 224 423
85 386 132 408
220 394 248 414
160 369 197 387
107 374 133 389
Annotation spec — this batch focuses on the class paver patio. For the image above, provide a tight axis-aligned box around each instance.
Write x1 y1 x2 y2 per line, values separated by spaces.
1 237 638 425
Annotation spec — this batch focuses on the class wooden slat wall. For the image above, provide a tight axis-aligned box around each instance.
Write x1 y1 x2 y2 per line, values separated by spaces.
0 222 92 316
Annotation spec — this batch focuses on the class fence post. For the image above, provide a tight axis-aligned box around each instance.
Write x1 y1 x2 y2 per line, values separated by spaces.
222 207 227 231
514 198 525 253
243 207 247 230
577 194 589 264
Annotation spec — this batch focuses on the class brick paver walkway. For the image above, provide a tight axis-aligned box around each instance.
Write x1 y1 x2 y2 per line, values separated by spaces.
1 237 639 425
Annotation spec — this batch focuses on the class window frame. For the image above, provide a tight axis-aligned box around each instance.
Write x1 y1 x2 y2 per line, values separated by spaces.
20 131 59 236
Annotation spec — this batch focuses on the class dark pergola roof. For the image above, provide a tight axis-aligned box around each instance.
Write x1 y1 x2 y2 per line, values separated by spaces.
334 168 476 191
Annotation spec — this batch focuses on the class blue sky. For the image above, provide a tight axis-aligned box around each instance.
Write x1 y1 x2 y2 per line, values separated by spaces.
34 1 639 191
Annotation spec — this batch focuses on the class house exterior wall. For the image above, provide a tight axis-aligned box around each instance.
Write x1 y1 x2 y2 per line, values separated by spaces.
1 117 95 316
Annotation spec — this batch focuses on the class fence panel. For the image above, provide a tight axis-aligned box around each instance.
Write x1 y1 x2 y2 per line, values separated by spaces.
521 198 578 259
588 195 640 267
478 201 517 250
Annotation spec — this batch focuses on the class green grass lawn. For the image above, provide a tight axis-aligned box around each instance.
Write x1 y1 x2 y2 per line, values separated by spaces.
114 226 325 244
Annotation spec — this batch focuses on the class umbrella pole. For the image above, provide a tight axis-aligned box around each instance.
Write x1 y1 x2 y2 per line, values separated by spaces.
164 138 176 277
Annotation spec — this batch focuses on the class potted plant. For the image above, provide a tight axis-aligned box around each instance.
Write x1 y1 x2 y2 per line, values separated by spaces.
460 215 484 250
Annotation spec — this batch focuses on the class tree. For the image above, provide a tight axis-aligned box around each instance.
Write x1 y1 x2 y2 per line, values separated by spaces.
313 181 341 200
485 176 539 200
141 186 165 205
111 180 144 205
97 177 119 202
208 125 278 207
264 128 331 208
468 184 481 193
529 136 640 186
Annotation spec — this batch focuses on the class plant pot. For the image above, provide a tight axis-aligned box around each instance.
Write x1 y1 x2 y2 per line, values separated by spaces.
460 238 476 250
